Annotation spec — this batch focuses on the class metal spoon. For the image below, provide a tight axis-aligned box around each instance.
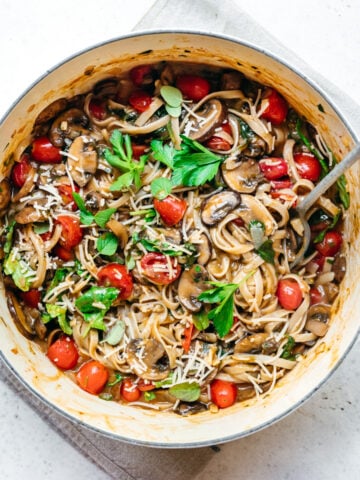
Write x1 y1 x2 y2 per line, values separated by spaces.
290 143 360 268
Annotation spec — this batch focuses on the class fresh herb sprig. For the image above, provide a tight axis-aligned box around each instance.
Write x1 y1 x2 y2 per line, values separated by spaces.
72 192 116 227
104 130 148 191
280 335 296 361
198 271 255 337
132 233 189 257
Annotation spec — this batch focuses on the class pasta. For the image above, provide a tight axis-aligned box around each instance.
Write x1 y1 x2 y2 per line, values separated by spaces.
0 62 347 414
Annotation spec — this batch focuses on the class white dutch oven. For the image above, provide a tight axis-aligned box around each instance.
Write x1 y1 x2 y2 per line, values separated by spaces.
0 31 359 447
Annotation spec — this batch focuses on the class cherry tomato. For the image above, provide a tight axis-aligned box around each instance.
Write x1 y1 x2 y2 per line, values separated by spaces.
130 65 154 86
308 253 325 272
20 289 41 308
232 217 245 227
88 98 107 120
97 263 134 300
294 152 321 182
120 378 141 402
137 379 155 392
205 136 232 151
310 286 325 305
53 244 74 261
259 157 288 180
47 336 79 370
182 323 194 353
210 379 237 409
76 360 109 394
140 252 181 285
153 195 187 227
57 184 79 211
32 136 62 163
40 231 53 242
128 90 152 112
270 178 292 190
176 74 211 102
315 230 342 257
11 153 32 188
56 215 83 249
132 144 148 160
276 279 303 310
260 88 288 125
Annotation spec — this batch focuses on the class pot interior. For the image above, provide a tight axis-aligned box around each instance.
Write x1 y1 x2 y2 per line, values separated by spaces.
0 32 359 447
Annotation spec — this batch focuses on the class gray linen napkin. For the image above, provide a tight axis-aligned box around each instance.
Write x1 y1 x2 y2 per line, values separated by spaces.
1 1 359 479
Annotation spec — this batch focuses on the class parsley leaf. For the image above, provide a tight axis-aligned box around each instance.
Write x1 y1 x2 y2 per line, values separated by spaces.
169 382 201 402
192 310 210 331
94 208 117 228
73 192 116 227
256 239 275 265
45 304 72 335
150 177 173 200
4 220 16 254
280 335 296 360
96 232 119 256
150 139 175 169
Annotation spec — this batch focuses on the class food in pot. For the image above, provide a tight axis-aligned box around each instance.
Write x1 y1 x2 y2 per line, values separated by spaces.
0 61 348 414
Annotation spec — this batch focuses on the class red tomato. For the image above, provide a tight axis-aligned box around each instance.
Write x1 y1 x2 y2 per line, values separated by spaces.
221 121 232 135
310 253 325 271
310 286 325 305
260 88 288 125
232 217 245 227
140 252 181 285
58 184 79 211
11 154 32 188
176 74 211 102
56 215 83 249
128 90 152 112
120 378 141 402
132 144 148 160
205 136 232 151
315 231 342 257
20 289 41 308
97 263 133 300
182 323 194 353
53 244 74 261
130 65 154 86
276 279 303 310
137 379 155 392
47 336 79 370
294 153 321 182
210 379 237 409
89 98 107 120
32 136 62 163
270 178 293 190
153 196 187 227
40 231 53 242
259 157 288 180
76 360 109 394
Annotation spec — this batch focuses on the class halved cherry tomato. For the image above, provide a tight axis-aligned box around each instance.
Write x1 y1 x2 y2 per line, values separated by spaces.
53 244 74 261
210 379 237 409
294 152 321 182
97 263 134 300
140 252 181 285
132 144 148 160
270 178 293 190
182 323 194 353
128 90 152 112
137 379 156 392
276 278 303 310
76 360 109 394
88 98 107 120
205 136 232 151
259 157 288 180
130 65 154 86
315 230 342 257
11 153 32 188
311 253 325 271
310 286 326 305
40 231 53 241
56 215 83 249
47 336 79 370
20 289 41 309
58 184 80 211
153 196 187 227
176 74 210 102
260 88 288 125
232 217 245 227
120 378 141 402
32 136 62 163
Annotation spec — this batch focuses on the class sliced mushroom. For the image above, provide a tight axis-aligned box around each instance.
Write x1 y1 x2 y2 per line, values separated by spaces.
234 332 269 353
6 290 34 339
332 255 346 283
157 228 182 245
34 98 68 125
178 264 209 312
15 205 47 224
126 338 169 381
242 134 267 158
234 194 276 235
197 233 212 265
305 304 331 337
220 71 243 90
67 136 98 187
93 77 119 97
222 157 261 193
0 179 11 211
188 99 226 142
201 190 241 227
106 219 128 249
175 402 207 416
84 191 104 212
49 108 89 147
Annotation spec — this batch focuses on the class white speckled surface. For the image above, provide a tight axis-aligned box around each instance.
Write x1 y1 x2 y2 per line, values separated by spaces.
0 0 359 479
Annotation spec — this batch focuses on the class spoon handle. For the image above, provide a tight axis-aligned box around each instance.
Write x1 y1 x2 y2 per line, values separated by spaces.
296 143 360 216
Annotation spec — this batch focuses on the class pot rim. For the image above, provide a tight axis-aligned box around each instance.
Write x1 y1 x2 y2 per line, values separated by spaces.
0 29 359 448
